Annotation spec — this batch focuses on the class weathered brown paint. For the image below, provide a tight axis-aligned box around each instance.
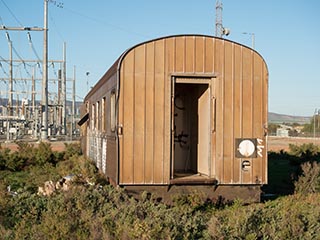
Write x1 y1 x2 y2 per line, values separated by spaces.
81 35 268 187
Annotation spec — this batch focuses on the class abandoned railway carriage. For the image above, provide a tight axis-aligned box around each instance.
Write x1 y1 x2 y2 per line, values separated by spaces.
79 34 268 202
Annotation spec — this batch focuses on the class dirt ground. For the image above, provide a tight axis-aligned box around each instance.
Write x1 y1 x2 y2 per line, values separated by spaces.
267 136 320 152
1 136 319 153
0 140 79 152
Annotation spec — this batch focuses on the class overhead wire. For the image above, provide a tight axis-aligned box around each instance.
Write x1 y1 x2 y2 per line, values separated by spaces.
0 0 39 80
5 31 34 79
0 55 9 64
0 0 24 27
0 0 74 112
49 15 65 42
0 62 9 77
27 32 42 61
62 6 150 39
0 0 43 111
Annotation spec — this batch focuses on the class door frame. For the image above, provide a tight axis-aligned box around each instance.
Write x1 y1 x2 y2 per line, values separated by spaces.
170 74 215 180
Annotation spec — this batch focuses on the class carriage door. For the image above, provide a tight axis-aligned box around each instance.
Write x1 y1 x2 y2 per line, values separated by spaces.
171 76 213 179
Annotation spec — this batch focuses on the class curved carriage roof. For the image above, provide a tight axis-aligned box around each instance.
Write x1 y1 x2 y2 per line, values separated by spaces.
85 34 267 101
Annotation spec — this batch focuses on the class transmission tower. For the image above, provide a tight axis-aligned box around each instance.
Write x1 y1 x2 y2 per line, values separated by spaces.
215 0 230 38
215 0 223 37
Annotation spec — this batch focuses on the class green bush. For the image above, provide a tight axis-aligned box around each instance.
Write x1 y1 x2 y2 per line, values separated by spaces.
2 142 320 239
1 183 211 239
207 194 320 239
295 161 320 194
63 142 82 159
289 143 320 164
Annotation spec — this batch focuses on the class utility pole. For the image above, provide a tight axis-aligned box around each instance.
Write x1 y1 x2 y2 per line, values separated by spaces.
62 42 66 135
72 65 76 137
5 32 13 142
0 22 44 142
314 108 317 140
243 32 255 49
41 0 49 140
5 32 13 117
32 66 36 138
0 1 74 141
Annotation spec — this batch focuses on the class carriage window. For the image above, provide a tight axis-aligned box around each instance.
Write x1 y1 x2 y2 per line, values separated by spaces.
91 104 95 130
86 101 89 112
86 101 89 127
102 97 106 131
96 101 100 130
110 92 116 132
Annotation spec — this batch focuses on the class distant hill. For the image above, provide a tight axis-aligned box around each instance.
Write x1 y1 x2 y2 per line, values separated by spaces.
268 112 310 124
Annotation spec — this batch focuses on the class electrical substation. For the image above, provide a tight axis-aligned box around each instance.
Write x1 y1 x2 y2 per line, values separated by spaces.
0 1 79 142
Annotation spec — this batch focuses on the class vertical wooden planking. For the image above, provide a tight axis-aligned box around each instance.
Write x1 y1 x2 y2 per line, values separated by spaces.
214 38 224 182
163 38 175 183
175 36 185 72
264 63 268 183
185 36 195 72
117 35 268 186
241 48 253 137
195 36 205 72
208 38 216 178
133 45 146 183
241 48 253 184
223 41 233 183
205 37 214 73
233 44 242 184
119 68 124 183
154 39 165 183
144 42 155 183
252 54 263 184
262 63 268 184
121 51 135 183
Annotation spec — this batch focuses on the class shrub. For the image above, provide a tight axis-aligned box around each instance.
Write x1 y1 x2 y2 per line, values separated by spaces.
294 161 320 194
289 143 320 164
207 194 320 239
34 142 55 166
64 142 82 159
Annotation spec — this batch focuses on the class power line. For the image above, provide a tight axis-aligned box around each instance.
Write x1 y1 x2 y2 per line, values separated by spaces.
63 6 150 39
27 32 42 61
0 0 24 27
49 15 65 42
0 62 9 77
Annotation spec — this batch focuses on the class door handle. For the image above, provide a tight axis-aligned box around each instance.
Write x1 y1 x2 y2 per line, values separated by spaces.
212 97 216 132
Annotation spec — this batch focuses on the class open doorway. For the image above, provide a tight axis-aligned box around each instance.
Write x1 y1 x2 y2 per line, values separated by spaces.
171 78 212 182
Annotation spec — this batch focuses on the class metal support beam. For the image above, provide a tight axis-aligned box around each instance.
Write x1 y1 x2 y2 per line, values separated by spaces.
0 26 44 31
41 0 48 140
72 65 76 136
62 42 66 135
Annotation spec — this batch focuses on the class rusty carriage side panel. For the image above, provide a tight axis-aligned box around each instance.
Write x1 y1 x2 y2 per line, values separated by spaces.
82 60 119 184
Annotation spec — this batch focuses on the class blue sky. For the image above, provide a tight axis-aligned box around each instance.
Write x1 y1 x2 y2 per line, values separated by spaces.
0 0 319 116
